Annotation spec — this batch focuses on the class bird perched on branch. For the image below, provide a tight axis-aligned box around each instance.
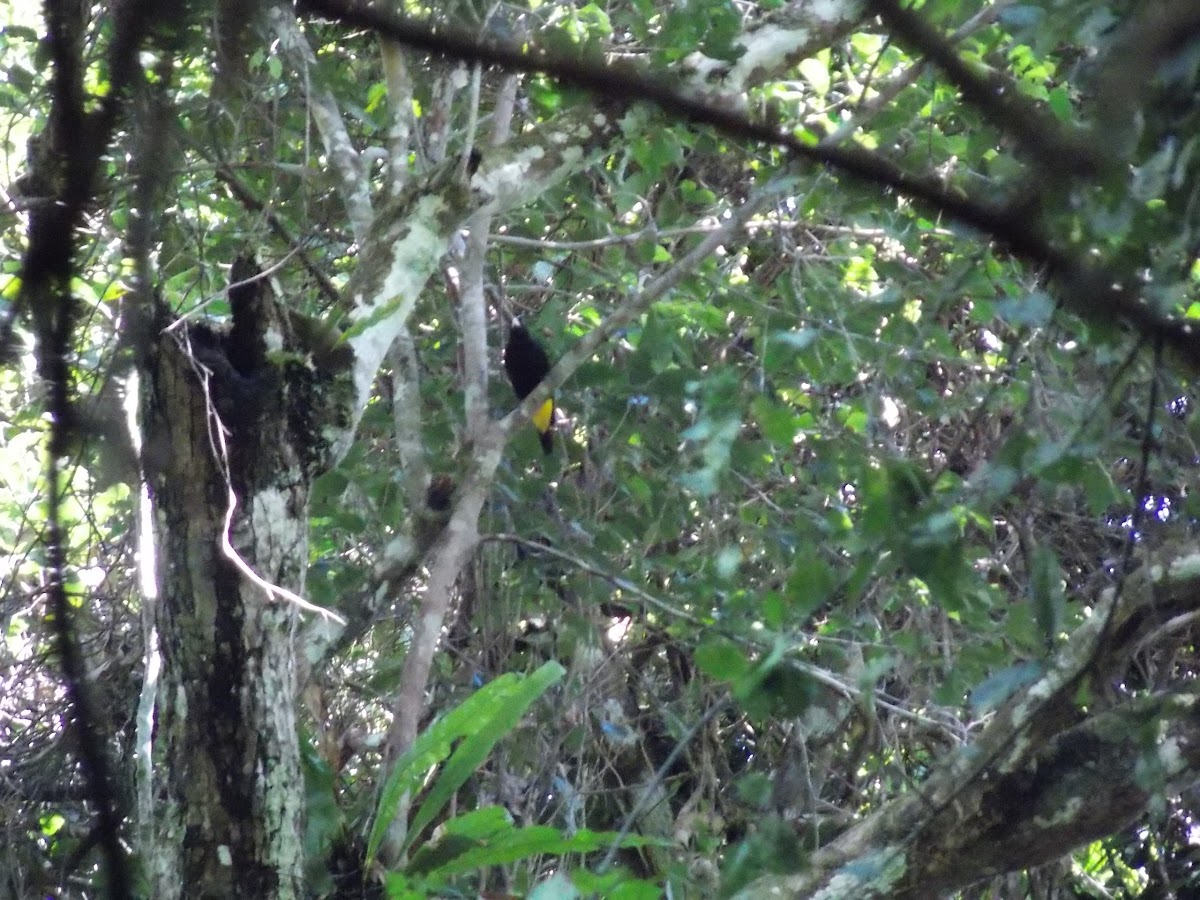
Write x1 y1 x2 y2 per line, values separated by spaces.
503 319 555 455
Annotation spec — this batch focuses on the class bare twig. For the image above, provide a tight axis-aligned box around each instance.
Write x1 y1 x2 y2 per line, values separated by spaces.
484 533 705 625
598 696 730 873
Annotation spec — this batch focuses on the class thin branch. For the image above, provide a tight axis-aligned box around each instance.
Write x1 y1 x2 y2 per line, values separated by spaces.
491 218 949 250
484 533 705 625
269 5 373 240
823 0 1020 146
213 164 342 307
377 187 781 861
597 696 730 873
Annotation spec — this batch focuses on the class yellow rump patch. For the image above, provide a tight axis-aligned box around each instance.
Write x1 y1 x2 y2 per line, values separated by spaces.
532 397 554 434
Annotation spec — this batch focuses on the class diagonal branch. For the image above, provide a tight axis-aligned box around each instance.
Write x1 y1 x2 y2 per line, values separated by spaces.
867 0 1098 176
376 187 779 861
301 0 1200 377
734 555 1200 898
268 5 373 241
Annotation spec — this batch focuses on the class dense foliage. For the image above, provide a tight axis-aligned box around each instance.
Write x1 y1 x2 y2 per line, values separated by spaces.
3 0 1200 897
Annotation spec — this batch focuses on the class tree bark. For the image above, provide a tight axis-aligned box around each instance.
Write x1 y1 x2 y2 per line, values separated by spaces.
140 285 344 896
734 556 1200 899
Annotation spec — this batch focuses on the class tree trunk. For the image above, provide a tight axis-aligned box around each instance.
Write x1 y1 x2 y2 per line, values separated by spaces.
140 301 323 897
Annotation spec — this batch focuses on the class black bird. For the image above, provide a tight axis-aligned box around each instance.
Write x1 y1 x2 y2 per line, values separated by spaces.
504 319 555 455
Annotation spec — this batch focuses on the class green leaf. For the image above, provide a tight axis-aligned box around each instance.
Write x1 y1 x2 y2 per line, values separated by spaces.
404 661 566 854
415 825 656 879
1028 545 1065 649
628 310 674 384
752 396 798 445
694 636 749 681
798 57 830 97
439 805 513 840
785 552 835 620
367 661 565 862
1079 460 1123 514
761 590 786 629
311 469 349 512
740 660 817 720
968 660 1044 715
1047 85 1072 122
625 474 653 506
572 869 661 898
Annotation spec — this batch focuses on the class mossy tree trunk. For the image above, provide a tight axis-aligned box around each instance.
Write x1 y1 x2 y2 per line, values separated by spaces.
139 275 346 897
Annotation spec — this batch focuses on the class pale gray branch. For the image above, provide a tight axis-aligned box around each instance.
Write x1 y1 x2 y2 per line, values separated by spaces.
268 6 373 241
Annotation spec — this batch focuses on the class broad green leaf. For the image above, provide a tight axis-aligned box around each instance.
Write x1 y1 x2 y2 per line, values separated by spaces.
752 396 798 445
785 552 835 620
415 825 658 879
1029 545 1065 649
798 57 830 97
969 660 1045 715
694 637 749 681
403 661 566 854
368 661 565 862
